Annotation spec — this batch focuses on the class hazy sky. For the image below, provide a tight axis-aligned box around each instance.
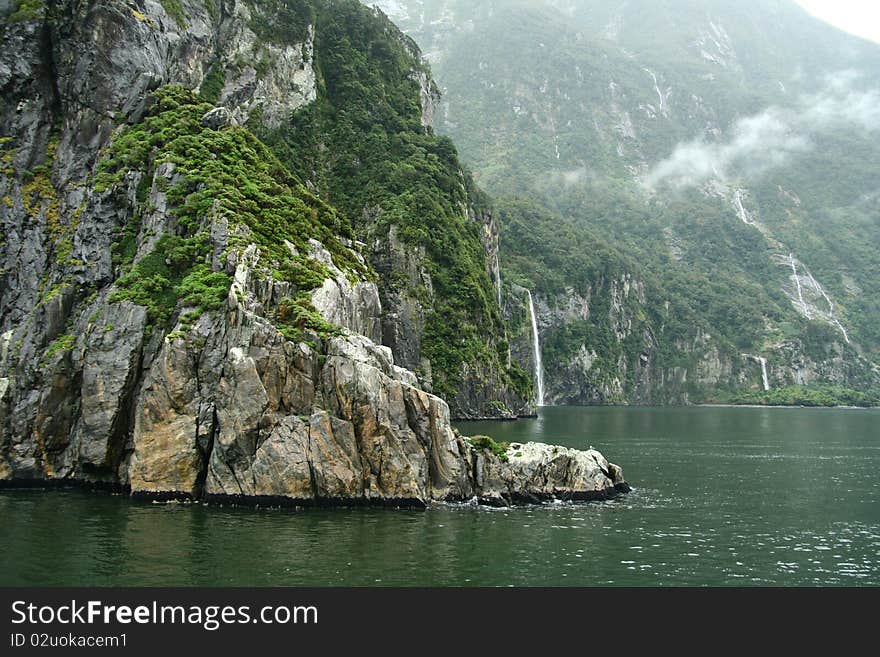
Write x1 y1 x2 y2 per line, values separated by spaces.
794 0 880 44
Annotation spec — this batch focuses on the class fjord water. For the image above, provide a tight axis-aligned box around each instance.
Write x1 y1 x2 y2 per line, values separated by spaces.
1 406 878 586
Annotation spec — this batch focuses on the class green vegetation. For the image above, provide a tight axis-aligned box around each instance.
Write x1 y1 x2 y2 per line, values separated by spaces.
720 385 880 408
158 0 185 28
17 134 79 270
468 435 510 462
43 334 75 361
385 0 880 396
487 400 512 416
198 61 226 104
8 0 44 23
498 197 712 401
0 137 14 177
250 0 521 401
109 234 231 326
247 0 315 45
200 0 219 22
274 294 342 343
96 85 368 339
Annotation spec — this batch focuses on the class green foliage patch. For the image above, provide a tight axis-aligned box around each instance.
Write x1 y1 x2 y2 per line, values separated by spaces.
158 0 186 28
43 333 75 361
8 0 44 23
96 85 368 340
720 385 880 408
251 0 518 401
468 435 510 462
198 61 226 104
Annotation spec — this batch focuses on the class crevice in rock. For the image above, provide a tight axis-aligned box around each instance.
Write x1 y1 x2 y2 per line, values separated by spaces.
40 4 63 123
194 404 219 500
102 332 145 482
305 419 319 501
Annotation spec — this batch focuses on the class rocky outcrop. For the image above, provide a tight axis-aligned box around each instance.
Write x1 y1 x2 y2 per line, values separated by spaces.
472 442 630 506
215 4 318 127
758 339 880 390
370 223 432 378
0 0 625 506
368 219 529 420
506 278 666 406
411 68 441 130
307 239 383 343
1 232 628 506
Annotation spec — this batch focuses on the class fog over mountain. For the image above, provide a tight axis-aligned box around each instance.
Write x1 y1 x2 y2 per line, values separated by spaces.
367 0 880 405
647 73 880 189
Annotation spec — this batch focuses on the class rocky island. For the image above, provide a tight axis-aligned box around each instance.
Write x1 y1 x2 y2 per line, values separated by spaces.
0 0 628 506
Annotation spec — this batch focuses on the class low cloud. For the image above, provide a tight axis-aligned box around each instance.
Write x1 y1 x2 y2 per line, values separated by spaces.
539 166 592 189
802 86 880 132
559 167 589 186
645 110 808 188
645 72 880 189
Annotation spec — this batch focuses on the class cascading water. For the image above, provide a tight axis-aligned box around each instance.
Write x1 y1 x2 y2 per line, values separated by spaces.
495 251 503 308
789 253 810 318
758 357 770 392
743 354 771 392
526 290 546 406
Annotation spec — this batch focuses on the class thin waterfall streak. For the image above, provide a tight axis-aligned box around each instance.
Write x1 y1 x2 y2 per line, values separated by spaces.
526 290 545 406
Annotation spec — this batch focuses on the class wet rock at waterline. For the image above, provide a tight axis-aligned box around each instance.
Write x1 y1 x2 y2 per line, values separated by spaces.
471 442 631 507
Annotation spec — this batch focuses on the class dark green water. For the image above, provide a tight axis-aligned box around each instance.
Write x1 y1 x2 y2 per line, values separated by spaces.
1 407 878 586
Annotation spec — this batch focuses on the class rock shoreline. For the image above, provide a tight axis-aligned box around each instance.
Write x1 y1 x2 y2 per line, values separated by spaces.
0 453 631 510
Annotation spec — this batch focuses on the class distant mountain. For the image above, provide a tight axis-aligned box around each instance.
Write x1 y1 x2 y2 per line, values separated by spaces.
368 0 880 404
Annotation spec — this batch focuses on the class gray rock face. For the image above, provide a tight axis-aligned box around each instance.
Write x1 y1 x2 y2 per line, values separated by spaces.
366 202 526 419
411 69 441 130
0 0 624 505
216 5 318 127
370 223 431 379
3 234 628 506
308 240 383 344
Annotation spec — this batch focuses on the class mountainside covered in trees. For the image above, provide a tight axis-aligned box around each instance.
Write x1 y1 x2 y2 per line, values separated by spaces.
1 0 634 503
371 0 880 404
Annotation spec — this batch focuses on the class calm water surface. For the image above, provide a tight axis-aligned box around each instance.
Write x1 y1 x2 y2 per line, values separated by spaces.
1 406 878 586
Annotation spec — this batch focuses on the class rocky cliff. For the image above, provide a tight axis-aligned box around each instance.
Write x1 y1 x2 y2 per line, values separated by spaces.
511 272 879 407
239 0 532 418
495 183 879 407
0 0 618 503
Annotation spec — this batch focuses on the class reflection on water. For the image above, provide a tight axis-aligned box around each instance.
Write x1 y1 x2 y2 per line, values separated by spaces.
1 406 878 586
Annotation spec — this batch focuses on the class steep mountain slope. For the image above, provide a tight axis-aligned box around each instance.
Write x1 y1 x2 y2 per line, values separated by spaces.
0 0 532 428
244 2 531 414
0 0 599 502
370 0 880 403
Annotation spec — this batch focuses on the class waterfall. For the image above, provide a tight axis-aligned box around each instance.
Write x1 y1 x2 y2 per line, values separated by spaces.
526 290 545 406
733 189 756 226
789 254 810 318
743 354 771 392
758 357 770 392
805 269 851 344
495 251 503 308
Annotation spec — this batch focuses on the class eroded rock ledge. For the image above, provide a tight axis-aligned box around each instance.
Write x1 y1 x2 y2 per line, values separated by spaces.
118 315 627 506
